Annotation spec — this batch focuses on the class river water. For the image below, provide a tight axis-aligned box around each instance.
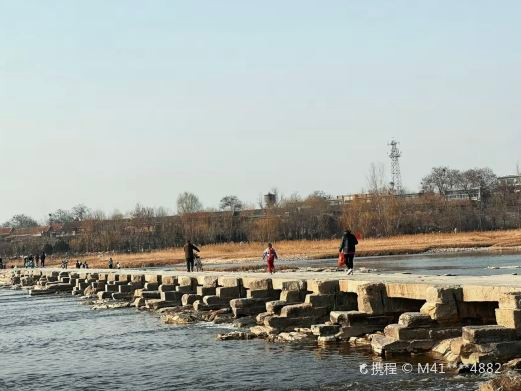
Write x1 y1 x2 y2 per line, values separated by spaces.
0 288 488 391
199 253 521 276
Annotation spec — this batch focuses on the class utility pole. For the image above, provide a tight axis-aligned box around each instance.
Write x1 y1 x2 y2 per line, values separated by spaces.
388 140 402 194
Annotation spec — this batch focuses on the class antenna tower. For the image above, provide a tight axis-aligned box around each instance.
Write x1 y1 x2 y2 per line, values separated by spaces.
388 140 402 194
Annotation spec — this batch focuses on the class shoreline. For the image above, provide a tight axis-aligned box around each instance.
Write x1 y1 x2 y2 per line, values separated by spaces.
4 229 521 269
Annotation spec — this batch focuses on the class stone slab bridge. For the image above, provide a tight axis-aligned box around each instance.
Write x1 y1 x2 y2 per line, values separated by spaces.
10 268 521 366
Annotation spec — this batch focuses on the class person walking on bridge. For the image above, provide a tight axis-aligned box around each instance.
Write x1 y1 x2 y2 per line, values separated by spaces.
184 240 200 272
262 243 278 274
339 229 358 275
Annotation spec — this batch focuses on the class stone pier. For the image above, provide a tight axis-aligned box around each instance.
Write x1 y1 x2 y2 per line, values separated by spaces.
6 268 521 367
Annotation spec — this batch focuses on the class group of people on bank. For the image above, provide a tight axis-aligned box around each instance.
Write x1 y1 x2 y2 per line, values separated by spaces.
22 252 47 268
107 258 121 269
10 229 359 273
182 229 359 275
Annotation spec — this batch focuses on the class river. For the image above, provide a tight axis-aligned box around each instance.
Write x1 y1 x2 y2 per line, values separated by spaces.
199 253 521 276
0 287 489 391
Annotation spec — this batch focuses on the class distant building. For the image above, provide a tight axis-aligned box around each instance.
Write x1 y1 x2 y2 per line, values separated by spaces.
0 227 13 238
8 226 53 239
444 188 481 201
331 193 372 205
331 192 421 206
498 175 521 190
264 193 276 208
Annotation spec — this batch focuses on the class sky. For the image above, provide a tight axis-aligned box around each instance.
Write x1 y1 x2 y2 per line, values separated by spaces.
1 1 520 223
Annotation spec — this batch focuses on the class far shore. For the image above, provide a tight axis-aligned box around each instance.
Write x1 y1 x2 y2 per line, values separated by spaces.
5 228 520 269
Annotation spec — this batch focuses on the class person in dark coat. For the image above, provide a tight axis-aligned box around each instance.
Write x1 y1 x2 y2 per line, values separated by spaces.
40 252 46 268
339 229 358 275
183 240 200 272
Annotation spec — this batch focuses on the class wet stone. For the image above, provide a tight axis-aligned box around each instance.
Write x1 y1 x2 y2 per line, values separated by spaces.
203 295 229 306
161 311 201 325
330 311 368 326
256 312 273 325
144 282 159 291
398 312 434 328
233 316 257 328
197 286 216 296
159 284 177 292
384 324 430 340
142 291 161 300
181 294 202 306
176 285 194 294
462 325 518 344
311 324 341 336
266 300 287 315
161 291 183 303
217 331 256 341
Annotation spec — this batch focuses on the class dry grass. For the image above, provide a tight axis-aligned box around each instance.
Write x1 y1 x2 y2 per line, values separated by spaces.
16 229 521 269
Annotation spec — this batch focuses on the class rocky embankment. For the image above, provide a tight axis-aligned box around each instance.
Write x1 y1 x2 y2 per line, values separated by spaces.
3 268 521 390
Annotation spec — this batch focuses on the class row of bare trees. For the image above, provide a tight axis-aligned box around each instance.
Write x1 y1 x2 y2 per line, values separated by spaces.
1 166 520 256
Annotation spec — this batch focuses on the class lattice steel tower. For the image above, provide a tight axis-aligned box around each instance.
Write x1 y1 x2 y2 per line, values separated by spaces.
388 140 402 194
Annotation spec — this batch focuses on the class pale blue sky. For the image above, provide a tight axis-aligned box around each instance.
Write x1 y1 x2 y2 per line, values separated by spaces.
1 1 520 222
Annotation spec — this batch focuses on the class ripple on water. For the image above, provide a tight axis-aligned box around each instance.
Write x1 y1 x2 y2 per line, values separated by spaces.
0 290 485 391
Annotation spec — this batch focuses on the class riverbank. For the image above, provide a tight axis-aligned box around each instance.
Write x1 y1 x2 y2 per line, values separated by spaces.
8 229 521 269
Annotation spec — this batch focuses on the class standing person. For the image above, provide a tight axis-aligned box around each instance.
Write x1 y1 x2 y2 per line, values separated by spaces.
36 254 40 267
262 243 278 274
75 260 81 268
339 229 358 275
183 240 200 272
40 251 46 268
108 258 113 269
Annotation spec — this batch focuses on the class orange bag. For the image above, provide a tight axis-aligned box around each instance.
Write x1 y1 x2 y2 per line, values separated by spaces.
337 252 346 267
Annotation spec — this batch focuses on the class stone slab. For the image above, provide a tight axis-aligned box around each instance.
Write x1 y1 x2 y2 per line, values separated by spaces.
462 325 517 344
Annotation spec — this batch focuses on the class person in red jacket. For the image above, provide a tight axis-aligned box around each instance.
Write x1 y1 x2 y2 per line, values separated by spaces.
262 243 278 274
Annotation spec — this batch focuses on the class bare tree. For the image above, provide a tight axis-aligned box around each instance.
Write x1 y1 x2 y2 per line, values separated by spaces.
154 206 170 217
48 209 75 224
110 209 124 220
367 162 387 194
177 192 203 215
219 195 243 212
3 214 38 228
279 192 302 208
89 209 106 221
71 204 91 221
421 167 461 195
458 168 496 199
131 203 155 219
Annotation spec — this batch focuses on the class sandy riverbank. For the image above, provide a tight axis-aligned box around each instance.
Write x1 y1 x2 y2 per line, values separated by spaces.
14 228 519 269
